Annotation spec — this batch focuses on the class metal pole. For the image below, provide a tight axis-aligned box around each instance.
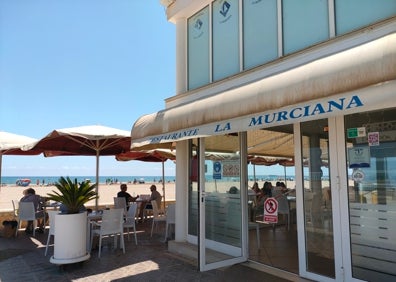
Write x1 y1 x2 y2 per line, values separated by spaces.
95 149 99 210
0 154 2 192
162 161 166 210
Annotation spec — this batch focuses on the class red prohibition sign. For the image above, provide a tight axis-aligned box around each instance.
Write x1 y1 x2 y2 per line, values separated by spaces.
265 198 278 214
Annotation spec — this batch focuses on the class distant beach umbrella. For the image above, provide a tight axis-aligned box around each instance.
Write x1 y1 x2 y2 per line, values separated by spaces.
22 125 131 209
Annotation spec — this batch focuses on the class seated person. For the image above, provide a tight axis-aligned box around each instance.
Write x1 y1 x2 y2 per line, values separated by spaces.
117 183 138 208
273 181 288 197
138 184 162 220
20 188 47 233
251 182 260 194
228 186 239 194
262 181 273 197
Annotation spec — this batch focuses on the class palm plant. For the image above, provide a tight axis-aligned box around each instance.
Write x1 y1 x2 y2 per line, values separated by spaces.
46 176 98 214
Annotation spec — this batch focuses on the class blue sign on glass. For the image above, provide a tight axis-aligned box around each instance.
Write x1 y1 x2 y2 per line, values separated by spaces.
213 161 222 179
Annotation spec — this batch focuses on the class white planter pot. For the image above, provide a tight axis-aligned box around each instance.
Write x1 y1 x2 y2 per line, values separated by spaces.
50 212 90 264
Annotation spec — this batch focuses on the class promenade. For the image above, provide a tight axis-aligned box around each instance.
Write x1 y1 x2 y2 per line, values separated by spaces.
0 219 291 282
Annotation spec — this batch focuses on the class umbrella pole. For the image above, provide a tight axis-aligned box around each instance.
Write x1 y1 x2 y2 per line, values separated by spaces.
95 150 99 210
162 161 165 210
284 165 287 187
0 154 2 191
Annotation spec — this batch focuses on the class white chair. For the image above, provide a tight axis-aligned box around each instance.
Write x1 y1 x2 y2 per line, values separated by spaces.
276 195 290 230
123 203 138 245
150 200 166 237
45 210 58 256
11 200 19 219
311 192 332 228
113 197 127 216
139 194 157 220
90 208 125 258
163 204 175 242
248 222 261 249
16 201 45 237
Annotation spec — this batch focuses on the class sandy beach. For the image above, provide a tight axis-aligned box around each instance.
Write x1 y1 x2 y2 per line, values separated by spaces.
1 179 333 212
0 182 176 212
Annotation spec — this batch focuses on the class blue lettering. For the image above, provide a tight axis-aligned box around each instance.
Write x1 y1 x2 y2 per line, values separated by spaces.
303 106 311 117
215 123 231 132
152 96 364 144
290 108 302 119
249 116 263 126
277 111 288 121
346 95 364 108
328 99 344 112
264 113 276 124
150 128 199 143
311 104 326 115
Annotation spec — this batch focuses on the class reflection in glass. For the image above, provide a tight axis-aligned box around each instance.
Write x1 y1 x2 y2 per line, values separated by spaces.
345 109 396 281
301 119 335 278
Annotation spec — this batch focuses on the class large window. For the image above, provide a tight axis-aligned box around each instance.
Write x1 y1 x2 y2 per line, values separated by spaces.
301 119 335 278
282 0 329 55
204 134 242 247
188 7 210 90
335 0 396 35
186 0 396 90
188 140 199 236
212 0 240 81
243 0 278 69
345 108 396 281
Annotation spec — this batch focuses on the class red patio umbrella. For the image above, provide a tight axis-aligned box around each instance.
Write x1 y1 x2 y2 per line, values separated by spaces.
23 125 131 209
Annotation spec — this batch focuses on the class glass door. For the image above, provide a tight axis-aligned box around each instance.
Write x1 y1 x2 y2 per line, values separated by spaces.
343 108 396 281
299 118 336 281
199 134 248 271
299 111 396 282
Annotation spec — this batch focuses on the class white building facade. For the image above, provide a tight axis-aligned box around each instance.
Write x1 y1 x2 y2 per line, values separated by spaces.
131 1 396 281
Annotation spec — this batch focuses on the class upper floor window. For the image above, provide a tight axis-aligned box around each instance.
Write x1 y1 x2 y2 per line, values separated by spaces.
283 0 329 55
212 0 240 81
188 7 210 90
243 0 278 69
187 0 396 91
335 0 396 35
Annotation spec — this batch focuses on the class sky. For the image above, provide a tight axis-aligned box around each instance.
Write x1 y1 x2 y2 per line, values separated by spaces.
0 0 289 178
0 0 177 177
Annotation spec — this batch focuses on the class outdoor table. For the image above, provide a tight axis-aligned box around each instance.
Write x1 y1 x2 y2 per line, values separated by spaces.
87 211 103 252
43 202 61 211
287 196 297 223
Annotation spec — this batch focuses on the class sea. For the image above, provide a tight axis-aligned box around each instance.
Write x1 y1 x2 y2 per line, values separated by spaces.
0 176 176 186
1 174 293 186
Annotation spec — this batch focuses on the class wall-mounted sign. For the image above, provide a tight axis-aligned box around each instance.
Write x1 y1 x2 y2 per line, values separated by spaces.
347 127 366 139
348 147 370 168
264 198 278 223
368 132 380 146
352 169 365 183
213 161 222 179
222 160 240 177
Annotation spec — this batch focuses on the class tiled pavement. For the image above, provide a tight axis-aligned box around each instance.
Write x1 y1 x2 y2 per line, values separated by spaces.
0 220 291 282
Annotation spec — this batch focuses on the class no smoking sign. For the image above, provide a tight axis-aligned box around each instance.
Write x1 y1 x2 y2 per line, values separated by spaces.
264 198 278 223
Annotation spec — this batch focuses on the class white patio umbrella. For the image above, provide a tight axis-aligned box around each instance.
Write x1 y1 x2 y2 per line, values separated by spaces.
23 125 131 209
0 131 41 186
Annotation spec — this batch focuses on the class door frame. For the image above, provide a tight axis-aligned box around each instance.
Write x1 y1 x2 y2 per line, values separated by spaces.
295 117 364 282
198 134 249 271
